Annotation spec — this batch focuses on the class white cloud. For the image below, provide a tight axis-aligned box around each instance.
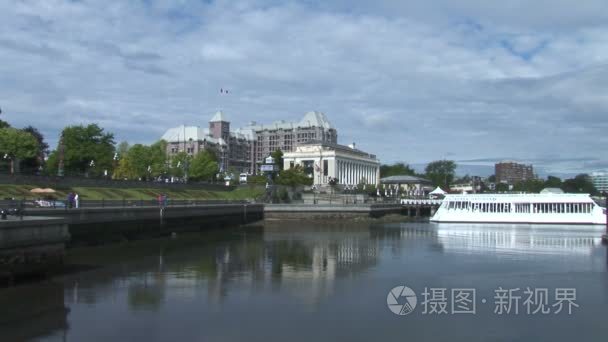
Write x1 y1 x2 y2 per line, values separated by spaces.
0 0 607 173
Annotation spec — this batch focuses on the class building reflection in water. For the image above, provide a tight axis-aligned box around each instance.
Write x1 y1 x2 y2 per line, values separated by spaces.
110 222 604 310
204 222 380 308
64 222 607 313
55 222 382 313
0 282 69 341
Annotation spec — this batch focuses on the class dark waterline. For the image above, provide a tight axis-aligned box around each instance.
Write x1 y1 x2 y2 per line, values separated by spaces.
1 221 608 341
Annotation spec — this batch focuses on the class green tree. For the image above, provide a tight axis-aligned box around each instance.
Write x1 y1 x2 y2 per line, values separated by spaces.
0 127 39 174
455 174 471 184
113 144 146 179
271 149 284 171
495 183 510 192
425 160 457 190
277 187 290 203
513 178 545 193
276 165 313 187
147 140 168 177
44 151 59 175
168 152 189 178
111 140 168 180
562 174 597 195
380 162 417 178
21 126 49 172
49 124 115 176
544 176 562 188
116 141 130 157
189 150 219 181
113 157 140 180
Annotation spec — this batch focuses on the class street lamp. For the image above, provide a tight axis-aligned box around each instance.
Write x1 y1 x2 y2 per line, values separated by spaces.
2 153 13 175
87 160 95 178
184 158 189 183
111 153 119 180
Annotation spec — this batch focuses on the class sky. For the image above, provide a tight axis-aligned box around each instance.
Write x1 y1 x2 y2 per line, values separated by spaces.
1 0 607 176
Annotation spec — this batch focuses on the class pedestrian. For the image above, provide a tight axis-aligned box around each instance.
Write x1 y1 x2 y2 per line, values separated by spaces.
74 193 80 208
67 192 74 208
157 193 163 207
163 193 168 207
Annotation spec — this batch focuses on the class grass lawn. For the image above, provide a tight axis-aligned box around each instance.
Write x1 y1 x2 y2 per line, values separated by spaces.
0 184 265 201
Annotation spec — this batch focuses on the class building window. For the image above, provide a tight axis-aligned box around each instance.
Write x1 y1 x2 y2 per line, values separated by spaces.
302 160 314 176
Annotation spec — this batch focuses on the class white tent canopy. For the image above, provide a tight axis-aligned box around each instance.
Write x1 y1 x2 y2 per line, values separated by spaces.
429 186 446 195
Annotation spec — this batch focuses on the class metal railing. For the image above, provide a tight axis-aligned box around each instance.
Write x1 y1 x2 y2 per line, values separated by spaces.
0 174 234 191
0 198 249 211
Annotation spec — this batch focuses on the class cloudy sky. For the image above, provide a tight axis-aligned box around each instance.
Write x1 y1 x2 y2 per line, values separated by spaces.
1 0 607 176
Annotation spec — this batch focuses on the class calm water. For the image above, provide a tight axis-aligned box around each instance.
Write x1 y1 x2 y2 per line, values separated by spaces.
2 221 608 341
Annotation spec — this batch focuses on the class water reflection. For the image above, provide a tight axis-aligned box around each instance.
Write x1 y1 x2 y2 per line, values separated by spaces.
261 222 380 306
0 282 69 341
56 223 383 313
432 223 604 256
1 221 607 341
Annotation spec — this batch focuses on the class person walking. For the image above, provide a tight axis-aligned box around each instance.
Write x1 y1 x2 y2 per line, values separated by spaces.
74 193 80 208
67 192 74 208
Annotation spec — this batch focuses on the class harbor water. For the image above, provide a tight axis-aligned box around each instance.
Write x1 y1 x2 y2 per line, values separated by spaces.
1 220 607 341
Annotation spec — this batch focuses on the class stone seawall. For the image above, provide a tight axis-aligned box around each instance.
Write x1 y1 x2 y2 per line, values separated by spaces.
23 204 264 245
0 217 70 282
264 204 404 220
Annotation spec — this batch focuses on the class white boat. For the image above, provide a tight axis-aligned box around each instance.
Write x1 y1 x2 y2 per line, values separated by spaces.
430 193 606 225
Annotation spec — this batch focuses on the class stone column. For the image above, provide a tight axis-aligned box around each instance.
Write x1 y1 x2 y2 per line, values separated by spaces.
347 161 351 185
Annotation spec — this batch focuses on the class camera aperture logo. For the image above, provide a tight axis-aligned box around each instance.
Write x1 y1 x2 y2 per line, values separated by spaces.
387 286 417 315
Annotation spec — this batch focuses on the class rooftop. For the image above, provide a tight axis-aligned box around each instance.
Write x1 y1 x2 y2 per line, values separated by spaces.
161 125 225 145
162 110 336 144
292 140 378 160
209 110 227 122
540 187 564 194
242 111 334 131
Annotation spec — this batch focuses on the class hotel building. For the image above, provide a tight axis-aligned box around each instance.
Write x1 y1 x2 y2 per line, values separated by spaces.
161 111 352 177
